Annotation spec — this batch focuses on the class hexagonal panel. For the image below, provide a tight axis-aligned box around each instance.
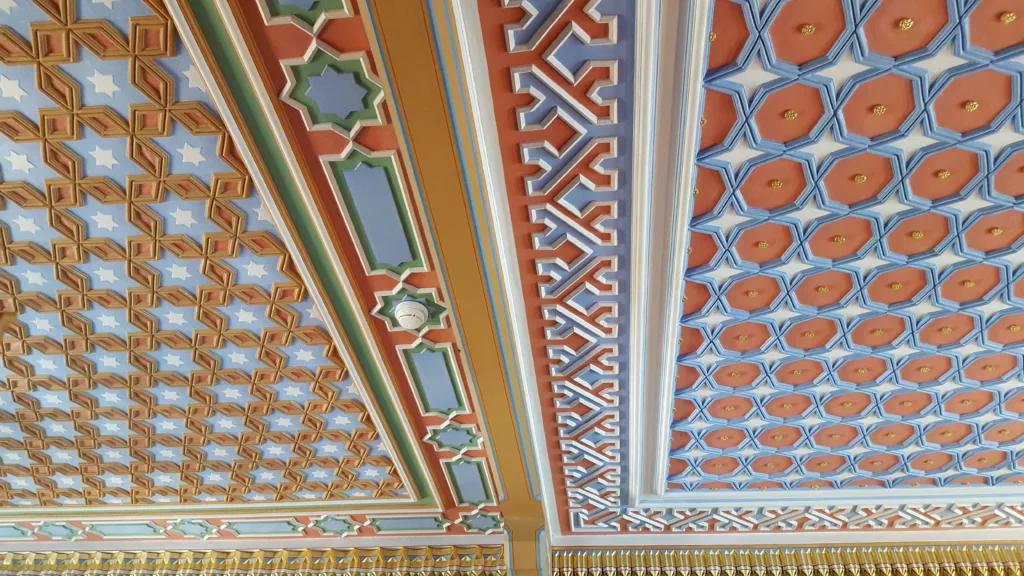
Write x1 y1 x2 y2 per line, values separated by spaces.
898 354 954 385
707 0 751 70
701 426 750 450
938 263 1004 307
962 449 1008 471
884 212 952 259
711 361 763 389
756 425 805 451
863 265 930 308
934 70 1013 134
678 325 707 356
848 313 910 350
835 356 890 386
881 391 936 418
806 216 875 262
867 423 918 448
982 421 1024 447
803 454 849 475
748 454 796 476
864 0 951 58
907 147 982 203
963 352 1018 383
963 209 1024 255
717 320 774 355
738 158 809 212
768 0 847 65
822 151 897 207
672 398 698 424
763 393 815 421
773 358 827 387
841 73 918 139
821 391 875 420
855 453 901 476
791 269 857 311
942 390 996 418
811 424 862 449
782 316 842 352
986 312 1024 348
700 88 739 151
693 165 728 219
994 147 1024 199
722 274 785 314
918 313 978 349
707 395 757 421
687 230 723 270
909 451 955 473
700 455 743 476
753 83 826 144
683 279 714 317
733 222 797 266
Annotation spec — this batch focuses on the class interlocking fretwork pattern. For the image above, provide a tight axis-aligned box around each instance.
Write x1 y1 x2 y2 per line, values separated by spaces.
0 0 404 508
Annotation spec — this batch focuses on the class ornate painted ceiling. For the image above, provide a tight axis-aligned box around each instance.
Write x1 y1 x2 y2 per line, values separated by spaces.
3 0 1024 574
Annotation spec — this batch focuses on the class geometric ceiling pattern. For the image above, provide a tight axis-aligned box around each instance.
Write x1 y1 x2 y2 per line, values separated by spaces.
673 0 1024 494
0 0 406 508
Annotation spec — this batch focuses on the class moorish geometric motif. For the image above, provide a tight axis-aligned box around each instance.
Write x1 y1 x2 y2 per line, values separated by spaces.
0 0 407 508
671 0 1024 494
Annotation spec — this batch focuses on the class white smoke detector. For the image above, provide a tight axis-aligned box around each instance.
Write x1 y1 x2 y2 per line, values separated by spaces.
394 301 430 331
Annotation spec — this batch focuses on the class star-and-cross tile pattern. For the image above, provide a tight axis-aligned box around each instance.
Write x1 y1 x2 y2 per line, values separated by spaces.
0 0 406 508
671 0 1024 493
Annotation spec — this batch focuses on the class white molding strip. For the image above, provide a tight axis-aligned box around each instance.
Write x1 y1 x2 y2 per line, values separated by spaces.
1 534 507 553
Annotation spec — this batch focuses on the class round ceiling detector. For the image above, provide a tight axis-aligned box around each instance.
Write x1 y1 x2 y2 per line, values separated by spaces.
395 300 430 331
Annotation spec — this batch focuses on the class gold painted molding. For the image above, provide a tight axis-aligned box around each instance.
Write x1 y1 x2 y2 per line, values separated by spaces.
552 546 1024 576
1 548 507 575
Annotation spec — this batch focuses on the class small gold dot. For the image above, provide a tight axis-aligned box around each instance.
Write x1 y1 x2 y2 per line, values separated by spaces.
757 241 770 249
911 230 924 239
817 286 829 293
818 462 829 468
853 174 867 184
990 227 1004 236
1017 480 1024 486
687 247 693 254
918 366 930 373
984 365 995 372
773 434 784 441
783 403 793 409
700 117 707 127
730 371 741 378
856 368 868 374
942 431 953 437
719 436 730 441
870 460 882 466
714 463 724 469
770 179 784 188
924 459 935 465
829 433 841 439
1011 325 1022 333
872 329 885 336
793 369 803 376
1002 12 1017 24
890 282 903 290
747 290 759 297
936 170 951 179
682 296 688 303
760 486 768 490
709 31 717 42
912 482 921 487
833 235 846 244
885 432 896 438
842 401 853 408
800 23 816 35
738 334 749 341
873 104 887 115
961 481 971 486
710 487 719 491
898 18 914 31
979 457 990 464
962 399 973 406
803 331 815 338
693 188 699 197
940 326 954 334
963 280 976 288
767 463 776 469
811 485 820 490
1000 429 1011 436
902 401 913 407
964 100 980 113
725 405 736 412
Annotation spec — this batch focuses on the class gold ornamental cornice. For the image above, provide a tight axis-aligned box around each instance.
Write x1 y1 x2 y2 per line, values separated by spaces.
552 545 1024 576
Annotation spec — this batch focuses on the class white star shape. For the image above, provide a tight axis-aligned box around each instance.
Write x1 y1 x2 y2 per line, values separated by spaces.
101 392 119 402
159 449 174 458
332 415 350 425
274 417 291 427
163 311 186 327
88 147 118 169
284 385 301 397
312 470 328 479
92 0 119 8
58 477 76 486
267 445 283 455
177 143 205 166
213 448 228 457
223 388 241 399
253 202 272 222
5 151 33 173
207 473 222 482
163 354 183 367
166 263 192 280
107 476 124 485
250 494 268 500
90 212 118 231
156 474 172 483
306 305 324 322
227 351 247 365
234 309 256 324
48 423 67 434
103 422 121 432
258 472 273 481
169 207 197 228
87 70 120 98
182 64 208 93
321 445 338 454
13 215 38 234
96 267 119 283
103 450 124 460
100 355 120 368
42 394 60 404
97 313 119 329
242 261 267 279
159 389 179 401
295 349 314 362
30 317 52 332
217 419 235 430
0 75 26 101
53 449 71 459
363 468 380 478
20 270 45 286
158 421 177 431
38 358 57 372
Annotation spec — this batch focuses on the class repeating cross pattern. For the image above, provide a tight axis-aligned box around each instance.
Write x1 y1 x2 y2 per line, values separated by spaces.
0 0 405 508
670 0 1024 494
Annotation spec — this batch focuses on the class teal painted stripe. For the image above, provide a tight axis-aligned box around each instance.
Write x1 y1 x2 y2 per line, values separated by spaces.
185 0 431 505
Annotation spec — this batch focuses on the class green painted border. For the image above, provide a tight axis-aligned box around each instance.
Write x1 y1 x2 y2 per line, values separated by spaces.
184 0 432 508
443 459 494 507
400 343 467 417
